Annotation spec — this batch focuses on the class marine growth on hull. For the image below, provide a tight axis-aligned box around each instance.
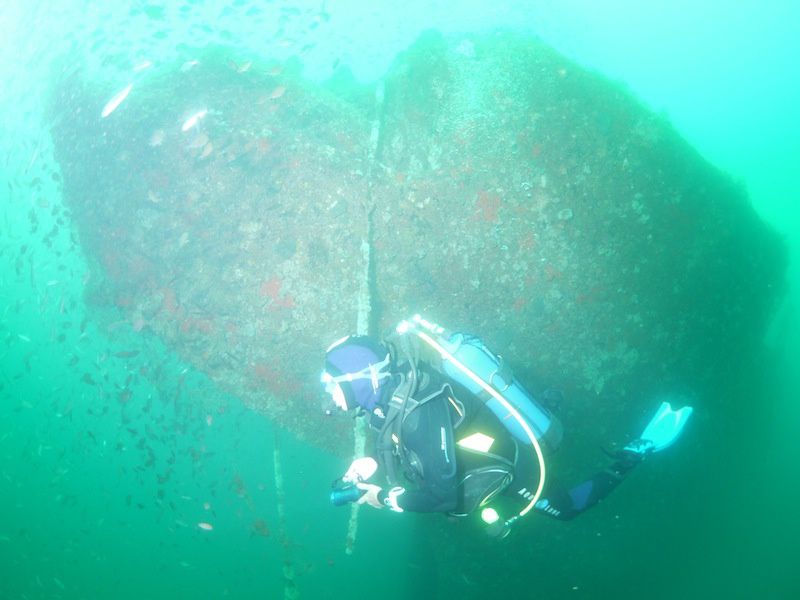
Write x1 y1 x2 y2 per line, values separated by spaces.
49 31 786 453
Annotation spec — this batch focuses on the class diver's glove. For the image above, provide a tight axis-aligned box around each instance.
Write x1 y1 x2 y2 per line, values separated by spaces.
624 400 694 455
355 482 385 509
377 486 405 512
351 484 405 511
342 457 378 483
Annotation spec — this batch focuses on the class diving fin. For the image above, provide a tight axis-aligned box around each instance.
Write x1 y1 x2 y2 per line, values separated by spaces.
625 401 694 454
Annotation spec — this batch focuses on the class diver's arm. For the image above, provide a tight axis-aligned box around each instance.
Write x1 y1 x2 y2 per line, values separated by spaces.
354 474 457 512
379 477 457 513
350 482 409 511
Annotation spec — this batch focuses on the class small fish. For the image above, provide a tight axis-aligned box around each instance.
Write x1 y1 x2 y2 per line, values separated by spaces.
251 519 270 537
26 146 40 172
101 83 133 118
269 85 286 100
17 334 31 342
197 522 214 531
180 60 200 72
237 60 252 73
199 142 213 159
53 577 65 590
149 129 165 147
133 60 152 72
187 133 209 149
181 109 207 132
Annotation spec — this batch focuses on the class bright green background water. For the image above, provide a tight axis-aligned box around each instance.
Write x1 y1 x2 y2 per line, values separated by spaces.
1 1 798 598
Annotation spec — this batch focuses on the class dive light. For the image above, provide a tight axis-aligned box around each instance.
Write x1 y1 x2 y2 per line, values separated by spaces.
330 457 378 507
481 507 516 539
330 482 367 506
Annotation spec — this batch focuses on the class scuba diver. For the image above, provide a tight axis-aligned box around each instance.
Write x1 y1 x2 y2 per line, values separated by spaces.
322 315 694 537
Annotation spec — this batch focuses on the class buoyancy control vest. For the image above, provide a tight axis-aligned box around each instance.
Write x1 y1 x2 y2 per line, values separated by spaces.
376 315 562 519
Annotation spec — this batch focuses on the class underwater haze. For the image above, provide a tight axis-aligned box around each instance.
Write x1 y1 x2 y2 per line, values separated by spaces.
1 2 798 599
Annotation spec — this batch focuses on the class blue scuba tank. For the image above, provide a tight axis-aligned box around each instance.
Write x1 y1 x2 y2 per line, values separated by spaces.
438 333 563 450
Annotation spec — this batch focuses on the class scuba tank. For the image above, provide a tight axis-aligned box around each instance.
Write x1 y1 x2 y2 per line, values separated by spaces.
439 333 562 451
395 315 562 451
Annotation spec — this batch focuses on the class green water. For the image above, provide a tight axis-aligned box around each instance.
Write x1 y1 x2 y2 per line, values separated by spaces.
2 2 798 599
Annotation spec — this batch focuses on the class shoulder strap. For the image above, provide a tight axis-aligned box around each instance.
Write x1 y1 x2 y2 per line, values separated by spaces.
374 374 413 486
376 373 454 486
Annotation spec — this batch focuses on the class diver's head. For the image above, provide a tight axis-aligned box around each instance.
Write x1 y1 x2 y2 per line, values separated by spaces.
321 335 391 412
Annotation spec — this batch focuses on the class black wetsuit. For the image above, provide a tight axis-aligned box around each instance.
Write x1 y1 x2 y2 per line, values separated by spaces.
372 365 641 520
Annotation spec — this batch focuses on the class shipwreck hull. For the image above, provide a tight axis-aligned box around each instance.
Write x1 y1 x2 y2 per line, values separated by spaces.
50 32 785 454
